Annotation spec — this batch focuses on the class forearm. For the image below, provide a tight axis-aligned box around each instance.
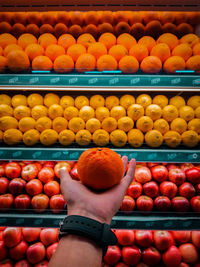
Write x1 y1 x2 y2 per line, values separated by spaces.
48 234 103 267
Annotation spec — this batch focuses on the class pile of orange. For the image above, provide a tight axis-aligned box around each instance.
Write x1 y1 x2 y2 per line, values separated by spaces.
0 32 200 74
0 92 199 148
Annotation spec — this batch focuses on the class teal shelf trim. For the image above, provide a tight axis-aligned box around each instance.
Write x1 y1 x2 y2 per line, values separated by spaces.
0 147 199 162
0 212 199 230
0 74 200 88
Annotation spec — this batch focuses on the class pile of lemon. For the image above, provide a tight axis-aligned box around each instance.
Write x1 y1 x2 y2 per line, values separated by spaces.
0 93 199 148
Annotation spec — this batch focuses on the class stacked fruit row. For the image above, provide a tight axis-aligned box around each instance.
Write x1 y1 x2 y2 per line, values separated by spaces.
0 93 200 148
0 11 199 39
0 32 200 74
0 160 200 213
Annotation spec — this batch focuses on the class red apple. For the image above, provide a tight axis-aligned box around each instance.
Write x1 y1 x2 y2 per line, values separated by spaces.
0 178 9 194
178 263 189 267
191 231 200 249
127 182 143 199
43 161 55 168
135 230 153 247
8 178 26 195
0 231 3 241
179 182 196 199
135 167 152 184
135 264 149 267
143 181 159 198
38 167 55 183
50 194 65 213
148 163 159 168
46 242 58 260
169 169 186 185
14 194 31 210
154 231 174 251
180 163 194 172
179 243 199 264
31 194 49 213
167 164 179 171
9 240 28 261
185 168 200 184
70 164 79 180
44 181 60 197
26 242 46 264
0 241 8 261
54 162 71 178
122 245 141 266
104 245 121 265
115 263 129 267
40 228 58 246
196 184 200 194
172 231 191 244
162 246 181 267
191 196 200 212
194 264 200 267
171 197 190 212
154 196 171 211
3 227 22 248
25 179 43 196
5 162 21 179
142 246 161 265
34 260 48 267
160 181 177 199
120 196 135 211
34 162 42 172
21 164 38 181
115 230 135 246
15 260 31 267
0 165 5 176
151 165 168 182
0 194 14 210
22 228 41 243
0 259 13 267
136 196 153 211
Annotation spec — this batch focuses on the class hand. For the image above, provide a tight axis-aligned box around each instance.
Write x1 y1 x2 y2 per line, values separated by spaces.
59 156 136 224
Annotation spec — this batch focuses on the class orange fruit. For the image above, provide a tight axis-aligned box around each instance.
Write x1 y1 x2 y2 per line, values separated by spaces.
145 20 162 39
60 96 74 108
70 11 84 25
114 22 130 36
7 50 30 73
130 23 145 40
87 42 107 60
142 11 159 24
18 33 37 49
114 11 129 23
110 129 127 147
181 130 199 147
174 12 188 25
77 147 124 190
186 55 200 72
48 104 63 120
0 33 17 49
0 56 7 72
68 117 85 133
68 25 83 39
145 104 162 120
54 23 68 38
172 43 192 61
90 95 105 109
40 12 56 25
188 12 200 25
84 11 99 26
0 47 2 56
164 131 182 148
76 129 92 146
64 106 79 120
58 130 75 146
102 117 117 133
0 116 18 131
27 12 41 24
92 129 109 147
98 23 114 35
128 129 144 148
97 55 118 72
25 44 44 61
105 96 119 110
75 53 96 73
75 95 89 109
136 116 154 133
159 12 175 24
53 117 68 133
26 24 40 38
58 34 76 51
187 96 200 109
153 95 168 108
39 24 54 35
170 118 187 134
163 56 186 73
38 33 57 49
145 130 163 148
77 33 96 49
162 105 179 122
23 129 40 146
12 94 27 107
32 56 53 71
110 106 126 120
101 11 114 24
44 93 60 107
0 12 13 23
188 118 200 134
169 96 186 109
13 12 27 24
14 105 31 120
79 106 95 122
56 11 69 25
119 56 139 74
117 33 136 51
11 23 26 38
54 55 74 73
19 117 36 133
195 107 200 118
193 43 200 56
118 116 134 132
3 44 22 57
95 107 109 122
154 118 169 134
157 33 179 51
45 44 65 62
109 45 128 62
0 22 12 34
162 23 177 35
141 56 162 74
129 44 149 63
120 95 135 110
176 23 194 38
84 24 98 39
180 34 199 47
150 43 171 63
67 44 86 62
127 104 144 121
31 105 47 120
0 104 13 117
128 11 142 24
3 129 22 145
179 105 195 121
138 36 156 53
27 93 43 108
35 117 52 132
40 129 58 146
99 33 116 50
0 94 11 105
86 118 101 133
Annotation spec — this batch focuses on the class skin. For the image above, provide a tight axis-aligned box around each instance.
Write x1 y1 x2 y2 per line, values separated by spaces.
48 156 136 267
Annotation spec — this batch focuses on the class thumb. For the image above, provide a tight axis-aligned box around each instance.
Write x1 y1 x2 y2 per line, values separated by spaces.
120 158 136 192
59 168 73 189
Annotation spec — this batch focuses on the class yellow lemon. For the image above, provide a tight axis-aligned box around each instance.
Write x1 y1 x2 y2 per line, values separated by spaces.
181 130 199 147
164 130 181 148
74 95 89 109
127 129 144 147
188 118 200 134
23 129 40 146
153 119 169 134
105 96 119 110
31 105 48 120
48 104 63 119
153 95 168 108
64 106 79 120
170 118 187 134
110 106 126 120
40 129 58 146
35 117 52 132
118 116 134 132
102 117 117 133
145 104 162 120
44 93 60 107
127 104 144 121
68 117 85 133
14 105 31 120
79 106 95 122
136 116 153 133
0 130 3 142
12 94 27 107
60 95 74 108
75 130 92 146
92 129 109 146
169 95 186 109
136 94 152 108
110 129 127 147
179 106 194 121
19 117 36 132
95 107 110 122
162 105 178 122
58 130 75 146
0 116 18 131
0 104 13 117
90 95 105 109
0 94 11 105
53 117 68 133
120 94 135 110
195 107 200 118
3 129 23 145
145 130 163 148
27 93 43 108
187 95 200 109
86 118 101 133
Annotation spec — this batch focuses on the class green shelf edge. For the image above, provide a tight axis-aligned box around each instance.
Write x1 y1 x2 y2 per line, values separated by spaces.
0 74 200 88
0 147 199 163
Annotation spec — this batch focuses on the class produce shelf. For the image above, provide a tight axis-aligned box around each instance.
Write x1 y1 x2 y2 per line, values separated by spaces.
0 74 199 91
0 146 199 163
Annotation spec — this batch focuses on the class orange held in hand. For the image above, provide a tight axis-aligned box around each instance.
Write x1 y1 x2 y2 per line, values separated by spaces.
77 147 124 190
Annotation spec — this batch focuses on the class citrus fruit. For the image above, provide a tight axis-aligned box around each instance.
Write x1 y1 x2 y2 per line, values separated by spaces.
195 107 200 118
153 119 169 134
52 117 68 133
169 96 186 109
77 33 95 49
186 55 200 72
25 44 44 61
35 117 52 132
162 105 179 122
118 116 134 132
136 116 154 133
136 94 152 108
153 95 168 109
105 96 119 110
87 42 107 60
75 129 92 146
102 117 117 133
140 56 162 74
138 36 156 52
120 95 135 110
117 33 137 51
60 96 74 109
86 118 101 133
127 104 144 121
18 33 37 49
68 117 85 133
110 106 126 120
172 43 192 61
127 129 144 148
110 129 127 147
0 33 17 48
0 94 11 105
54 55 74 73
58 130 75 146
145 130 163 148
163 56 185 73
95 107 110 122
99 33 116 49
187 96 200 109
63 106 79 120
3 44 23 57
58 34 76 51
181 130 199 147
170 118 187 134
75 95 89 109
67 44 86 62
0 104 13 117
150 43 171 63
90 95 105 109
79 106 95 122
129 44 149 63
3 129 22 145
23 129 40 146
40 129 58 146
12 94 27 107
0 116 18 131
109 45 128 62
92 129 109 146
7 50 30 72
157 33 179 50
27 93 43 108
119 55 139 73
97 55 118 71
179 106 195 121
180 33 199 47
32 55 53 71
75 53 96 73
187 118 200 134
145 104 162 120
31 105 48 120
45 44 65 62
164 131 182 148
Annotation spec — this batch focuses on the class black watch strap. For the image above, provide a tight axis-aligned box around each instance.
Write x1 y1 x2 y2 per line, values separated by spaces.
59 215 117 256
